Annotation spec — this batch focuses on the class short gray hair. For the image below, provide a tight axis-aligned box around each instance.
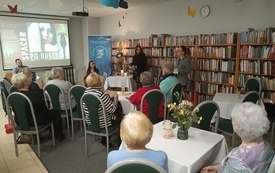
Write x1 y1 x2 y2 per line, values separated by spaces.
140 71 153 86
231 102 270 142
162 62 174 74
11 73 28 89
19 66 32 76
51 67 64 79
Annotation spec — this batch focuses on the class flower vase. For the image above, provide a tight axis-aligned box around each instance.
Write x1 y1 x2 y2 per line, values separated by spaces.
177 124 188 140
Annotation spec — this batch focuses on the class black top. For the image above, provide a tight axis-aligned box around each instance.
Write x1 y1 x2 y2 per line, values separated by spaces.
17 90 49 126
133 53 147 74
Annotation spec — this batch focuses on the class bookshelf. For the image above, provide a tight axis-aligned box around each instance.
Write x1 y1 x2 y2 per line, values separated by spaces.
196 33 238 103
111 27 275 105
238 27 275 99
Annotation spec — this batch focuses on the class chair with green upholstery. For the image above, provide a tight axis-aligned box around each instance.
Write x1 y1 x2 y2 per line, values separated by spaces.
242 91 260 105
80 93 119 156
214 91 260 147
44 84 70 138
193 100 220 133
7 92 55 158
167 83 183 120
140 89 166 124
105 158 167 173
9 85 19 94
2 77 12 93
170 83 183 104
68 85 86 141
0 81 10 120
244 77 262 96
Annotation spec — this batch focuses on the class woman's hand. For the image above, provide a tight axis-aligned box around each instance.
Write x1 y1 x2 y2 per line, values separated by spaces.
200 164 219 173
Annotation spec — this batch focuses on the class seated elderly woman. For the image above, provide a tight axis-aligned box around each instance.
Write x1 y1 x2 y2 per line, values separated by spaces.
11 73 65 142
129 71 164 121
84 72 122 146
20 66 43 91
47 67 76 111
201 102 274 173
160 62 180 106
107 111 168 172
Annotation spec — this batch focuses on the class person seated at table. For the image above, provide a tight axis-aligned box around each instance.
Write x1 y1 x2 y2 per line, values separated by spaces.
84 73 123 146
83 60 100 87
107 111 168 172
200 102 274 173
129 71 164 121
47 67 76 111
11 73 65 142
160 62 180 105
20 66 44 91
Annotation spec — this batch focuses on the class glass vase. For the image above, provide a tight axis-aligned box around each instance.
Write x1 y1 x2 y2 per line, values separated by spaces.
177 124 188 140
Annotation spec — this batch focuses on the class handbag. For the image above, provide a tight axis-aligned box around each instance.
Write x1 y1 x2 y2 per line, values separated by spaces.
4 123 13 134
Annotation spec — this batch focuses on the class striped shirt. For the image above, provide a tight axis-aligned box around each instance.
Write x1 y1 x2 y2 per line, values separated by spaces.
84 87 118 128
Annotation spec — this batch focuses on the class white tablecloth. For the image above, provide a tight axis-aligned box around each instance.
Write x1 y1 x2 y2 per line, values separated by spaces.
118 92 136 114
120 121 228 173
104 75 136 91
212 93 244 120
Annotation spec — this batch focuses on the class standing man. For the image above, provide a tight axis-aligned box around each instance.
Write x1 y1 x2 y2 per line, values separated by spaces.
175 46 191 90
12 59 23 75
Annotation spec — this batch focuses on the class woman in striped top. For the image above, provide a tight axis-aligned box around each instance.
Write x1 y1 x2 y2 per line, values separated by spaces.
84 73 120 146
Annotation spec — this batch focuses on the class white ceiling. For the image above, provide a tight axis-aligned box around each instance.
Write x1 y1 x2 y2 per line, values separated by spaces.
0 0 172 17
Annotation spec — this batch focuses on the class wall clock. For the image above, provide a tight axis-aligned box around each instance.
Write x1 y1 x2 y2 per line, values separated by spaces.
199 5 211 18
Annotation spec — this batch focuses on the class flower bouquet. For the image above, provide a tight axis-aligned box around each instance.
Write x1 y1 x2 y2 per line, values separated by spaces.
168 92 201 139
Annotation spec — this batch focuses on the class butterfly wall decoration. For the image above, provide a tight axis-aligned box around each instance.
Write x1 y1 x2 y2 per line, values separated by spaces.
188 6 197 18
7 4 18 13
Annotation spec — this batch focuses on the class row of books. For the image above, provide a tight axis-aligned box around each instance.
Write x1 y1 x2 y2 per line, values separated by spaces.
112 38 151 48
164 35 196 46
240 27 275 44
198 33 238 45
240 45 275 59
196 95 214 104
164 47 195 57
197 46 237 58
239 60 274 75
196 83 234 95
237 75 275 91
197 59 235 72
147 58 165 67
197 71 235 85
151 34 170 47
184 91 195 102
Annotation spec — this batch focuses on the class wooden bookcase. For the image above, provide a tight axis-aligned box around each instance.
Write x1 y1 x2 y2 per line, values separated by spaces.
112 28 275 105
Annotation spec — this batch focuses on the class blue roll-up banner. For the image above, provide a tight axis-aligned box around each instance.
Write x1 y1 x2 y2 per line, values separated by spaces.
88 35 112 78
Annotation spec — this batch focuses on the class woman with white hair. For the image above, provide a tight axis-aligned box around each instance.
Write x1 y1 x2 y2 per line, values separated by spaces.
107 111 168 172
201 102 274 173
11 73 65 142
47 67 76 111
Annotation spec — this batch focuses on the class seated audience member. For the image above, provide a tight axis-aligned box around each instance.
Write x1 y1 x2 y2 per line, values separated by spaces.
83 60 100 87
11 73 65 142
20 66 43 91
84 73 122 146
47 67 76 111
129 71 164 120
107 111 168 172
160 62 180 105
12 58 23 75
86 60 100 76
201 102 274 173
